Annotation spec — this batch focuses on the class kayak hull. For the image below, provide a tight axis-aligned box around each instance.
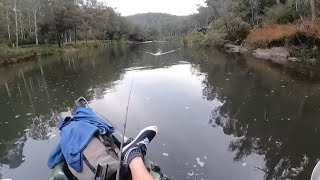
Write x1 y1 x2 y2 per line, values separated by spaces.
50 130 168 180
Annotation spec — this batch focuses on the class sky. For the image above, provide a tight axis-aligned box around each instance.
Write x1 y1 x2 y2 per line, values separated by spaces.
104 0 206 16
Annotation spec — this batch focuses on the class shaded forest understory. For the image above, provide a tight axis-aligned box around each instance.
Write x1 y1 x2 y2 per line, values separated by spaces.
0 0 320 65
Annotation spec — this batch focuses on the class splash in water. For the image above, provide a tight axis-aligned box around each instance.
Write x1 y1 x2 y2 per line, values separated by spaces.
146 48 180 56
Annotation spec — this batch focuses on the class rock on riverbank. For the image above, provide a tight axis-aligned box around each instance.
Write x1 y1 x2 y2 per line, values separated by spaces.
224 44 248 54
253 47 290 64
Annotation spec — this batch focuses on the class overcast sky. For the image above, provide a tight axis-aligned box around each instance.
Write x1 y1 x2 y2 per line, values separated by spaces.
104 0 206 16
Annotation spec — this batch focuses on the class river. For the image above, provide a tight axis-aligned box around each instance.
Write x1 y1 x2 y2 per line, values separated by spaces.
1 42 320 180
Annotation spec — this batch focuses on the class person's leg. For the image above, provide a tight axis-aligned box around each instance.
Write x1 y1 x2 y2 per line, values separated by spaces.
122 126 158 180
129 157 153 180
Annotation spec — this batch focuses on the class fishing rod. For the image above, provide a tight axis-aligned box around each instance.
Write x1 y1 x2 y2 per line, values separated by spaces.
116 75 134 180
85 75 134 179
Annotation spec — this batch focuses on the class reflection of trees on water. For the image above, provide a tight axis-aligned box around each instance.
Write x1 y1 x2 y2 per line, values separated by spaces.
0 47 130 168
0 43 185 169
1 136 27 169
194 49 320 179
4 43 320 178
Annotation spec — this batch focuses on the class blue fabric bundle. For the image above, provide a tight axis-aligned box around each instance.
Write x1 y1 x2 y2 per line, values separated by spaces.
47 107 115 172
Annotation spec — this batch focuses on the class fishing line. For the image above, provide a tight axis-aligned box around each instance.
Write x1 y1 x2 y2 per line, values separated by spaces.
116 75 134 180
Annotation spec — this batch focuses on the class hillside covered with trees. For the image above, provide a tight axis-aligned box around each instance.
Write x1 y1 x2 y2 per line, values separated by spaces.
126 13 187 38
125 0 320 63
185 0 319 63
0 0 319 64
126 10 213 39
0 0 161 48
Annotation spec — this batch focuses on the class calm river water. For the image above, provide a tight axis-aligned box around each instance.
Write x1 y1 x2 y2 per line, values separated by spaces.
1 43 320 180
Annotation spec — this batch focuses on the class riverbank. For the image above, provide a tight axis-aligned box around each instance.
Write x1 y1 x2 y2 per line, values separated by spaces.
245 21 320 65
0 40 128 65
223 43 318 65
0 45 56 65
186 20 320 66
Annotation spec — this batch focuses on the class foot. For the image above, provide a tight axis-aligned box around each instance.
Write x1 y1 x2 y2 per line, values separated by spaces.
75 97 89 108
122 126 158 165
72 97 89 115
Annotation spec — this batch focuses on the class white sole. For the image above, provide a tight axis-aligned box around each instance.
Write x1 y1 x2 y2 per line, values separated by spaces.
122 126 158 152
312 161 320 180
74 97 89 108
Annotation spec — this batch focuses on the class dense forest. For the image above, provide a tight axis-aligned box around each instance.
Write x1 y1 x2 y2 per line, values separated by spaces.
184 0 319 44
126 13 187 37
125 11 212 39
183 0 320 62
0 0 159 48
0 0 319 63
127 0 320 62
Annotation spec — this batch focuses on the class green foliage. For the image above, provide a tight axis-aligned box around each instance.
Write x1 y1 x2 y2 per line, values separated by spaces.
0 0 150 47
184 0 318 48
0 0 318 53
163 36 184 43
126 13 186 37
202 31 226 46
286 0 313 18
186 31 205 47
186 30 226 48
265 4 295 24
0 2 7 42
145 28 160 40
0 41 114 64
0 45 38 63
212 14 250 43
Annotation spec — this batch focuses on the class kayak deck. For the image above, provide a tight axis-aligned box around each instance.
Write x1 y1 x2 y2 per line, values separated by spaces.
50 130 169 180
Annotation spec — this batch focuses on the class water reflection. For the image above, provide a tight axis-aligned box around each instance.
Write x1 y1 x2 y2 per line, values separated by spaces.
0 43 183 176
0 43 320 179
196 51 320 179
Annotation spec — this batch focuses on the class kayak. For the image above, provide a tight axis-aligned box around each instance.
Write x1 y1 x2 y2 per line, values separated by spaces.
50 129 169 180
50 131 169 180
50 98 169 180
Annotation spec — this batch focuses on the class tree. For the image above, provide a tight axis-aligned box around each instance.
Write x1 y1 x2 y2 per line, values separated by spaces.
0 2 7 42
310 0 316 21
53 6 67 47
31 0 38 45
14 0 18 47
4 0 11 41
146 27 160 40
82 9 93 45
0 0 153 46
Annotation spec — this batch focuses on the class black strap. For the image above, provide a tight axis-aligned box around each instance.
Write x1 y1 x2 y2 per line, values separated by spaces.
95 164 109 180
107 134 117 150
83 155 96 173
99 134 119 159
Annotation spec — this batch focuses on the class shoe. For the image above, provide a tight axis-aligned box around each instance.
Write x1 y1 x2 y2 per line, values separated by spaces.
74 97 89 108
122 126 158 165
72 97 89 115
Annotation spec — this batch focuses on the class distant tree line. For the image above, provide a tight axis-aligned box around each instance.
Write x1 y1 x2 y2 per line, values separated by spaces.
125 0 318 46
0 0 153 48
126 13 187 38
0 0 318 48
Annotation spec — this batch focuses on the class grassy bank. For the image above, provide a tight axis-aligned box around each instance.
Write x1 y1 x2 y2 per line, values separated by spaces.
0 40 128 65
245 20 320 64
0 45 58 64
185 20 320 65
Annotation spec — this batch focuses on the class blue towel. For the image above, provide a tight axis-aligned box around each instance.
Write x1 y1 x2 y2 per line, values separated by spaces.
47 107 115 172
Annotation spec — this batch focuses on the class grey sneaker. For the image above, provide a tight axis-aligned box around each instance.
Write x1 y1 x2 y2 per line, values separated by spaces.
74 97 89 108
122 126 158 165
72 97 89 115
